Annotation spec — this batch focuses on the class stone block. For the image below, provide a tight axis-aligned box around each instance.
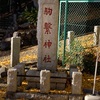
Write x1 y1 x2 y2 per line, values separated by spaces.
26 69 67 77
56 83 66 90
11 37 20 67
36 82 40 89
14 63 25 86
28 81 57 90
10 93 69 100
14 63 25 76
51 71 67 78
27 82 41 89
51 78 66 83
26 70 67 90
7 68 17 92
50 83 56 90
27 78 67 84
72 72 82 94
27 82 57 90
26 69 40 76
69 95 83 100
26 77 40 82
28 82 37 88
40 70 50 93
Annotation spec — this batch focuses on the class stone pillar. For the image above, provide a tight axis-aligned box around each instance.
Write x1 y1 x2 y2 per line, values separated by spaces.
14 63 25 86
94 26 100 46
11 37 20 67
72 72 82 94
37 0 59 72
40 70 50 93
70 72 83 100
7 68 17 92
67 31 75 51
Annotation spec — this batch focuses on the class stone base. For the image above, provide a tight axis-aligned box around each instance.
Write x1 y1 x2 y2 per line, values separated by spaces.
27 82 66 90
69 95 83 100
26 69 67 90
6 92 69 100
6 92 84 100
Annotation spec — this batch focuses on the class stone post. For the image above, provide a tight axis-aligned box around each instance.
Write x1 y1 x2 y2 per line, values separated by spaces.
37 0 59 72
7 68 17 92
72 72 82 94
11 37 20 67
94 26 100 46
70 72 83 100
40 70 50 93
67 31 75 51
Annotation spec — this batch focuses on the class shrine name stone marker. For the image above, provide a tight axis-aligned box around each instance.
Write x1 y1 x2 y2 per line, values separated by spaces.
37 0 59 71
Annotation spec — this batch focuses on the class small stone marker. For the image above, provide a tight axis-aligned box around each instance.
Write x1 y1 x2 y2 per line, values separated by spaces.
7 68 17 92
70 72 83 100
94 26 100 46
11 37 20 67
72 72 82 94
37 0 59 72
40 70 50 93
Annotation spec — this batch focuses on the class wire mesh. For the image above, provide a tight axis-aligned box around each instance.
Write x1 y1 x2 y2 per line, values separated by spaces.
58 1 100 69
59 2 100 36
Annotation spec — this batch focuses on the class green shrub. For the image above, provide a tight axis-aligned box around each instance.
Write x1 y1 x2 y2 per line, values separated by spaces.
18 7 37 25
65 39 84 70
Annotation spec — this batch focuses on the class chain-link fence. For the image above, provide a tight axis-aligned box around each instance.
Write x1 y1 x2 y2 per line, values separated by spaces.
59 1 100 38
58 1 100 72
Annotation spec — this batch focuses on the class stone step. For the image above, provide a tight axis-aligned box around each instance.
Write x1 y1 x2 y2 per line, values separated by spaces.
27 82 66 90
26 69 67 90
26 77 67 83
6 92 69 100
26 69 67 78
